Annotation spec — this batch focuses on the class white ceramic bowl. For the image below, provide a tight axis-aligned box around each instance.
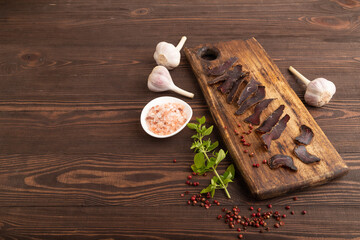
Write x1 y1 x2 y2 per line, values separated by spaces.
140 96 193 138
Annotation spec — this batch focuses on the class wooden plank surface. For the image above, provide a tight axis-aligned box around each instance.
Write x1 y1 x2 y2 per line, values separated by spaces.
0 0 359 239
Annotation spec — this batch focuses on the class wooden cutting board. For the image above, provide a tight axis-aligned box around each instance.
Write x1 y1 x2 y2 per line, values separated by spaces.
184 38 349 199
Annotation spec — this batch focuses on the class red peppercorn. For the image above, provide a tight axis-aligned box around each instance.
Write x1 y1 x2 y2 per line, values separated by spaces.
222 208 227 212
257 208 261 212
252 163 257 167
256 212 261 217
249 152 254 157
256 163 260 168
237 228 241 232
187 175 192 180
191 196 196 201
192 172 196 176
282 214 286 218
262 159 267 164
173 159 176 163
238 123 241 127
255 223 260 228
185 180 190 185
267 204 272 208
238 234 244 239
180 193 184 197
302 210 307 215
274 223 280 228
251 213 256 217
243 149 248 153
285 205 290 210
249 206 254 211
293 196 298 201
217 215 222 220
279 221 285 226
290 211 294 215
187 200 191 205
240 135 244 139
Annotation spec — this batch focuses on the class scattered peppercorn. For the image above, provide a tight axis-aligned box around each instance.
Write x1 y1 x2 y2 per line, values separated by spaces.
262 159 267 164
267 204 272 208
290 211 294 215
302 210 307 215
293 196 298 201
244 149 248 153
173 159 177 163
285 205 290 210
238 234 244 239
249 206 254 211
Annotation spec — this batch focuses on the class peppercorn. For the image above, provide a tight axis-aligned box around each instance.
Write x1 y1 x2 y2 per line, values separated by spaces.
262 159 267 164
302 210 307 215
217 215 222 220
173 159 177 163
237 228 241 232
293 196 298 201
238 234 244 239
274 223 280 228
249 206 254 211
267 204 272 208
285 205 290 210
290 211 295 215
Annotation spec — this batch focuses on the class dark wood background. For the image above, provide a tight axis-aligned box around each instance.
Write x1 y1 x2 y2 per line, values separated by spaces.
0 0 359 239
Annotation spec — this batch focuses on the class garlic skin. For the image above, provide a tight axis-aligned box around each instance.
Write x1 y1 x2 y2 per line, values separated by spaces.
153 36 187 70
289 66 336 107
153 42 180 70
148 66 194 98
304 78 336 107
147 66 172 92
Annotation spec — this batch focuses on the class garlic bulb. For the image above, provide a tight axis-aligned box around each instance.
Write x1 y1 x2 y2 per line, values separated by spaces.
153 36 187 70
148 66 194 98
289 66 336 107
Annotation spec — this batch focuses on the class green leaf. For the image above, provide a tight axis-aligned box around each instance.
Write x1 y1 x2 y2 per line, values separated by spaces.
187 123 197 130
202 125 213 136
215 149 226 165
226 164 235 180
194 152 205 168
211 176 218 185
201 184 215 194
222 178 233 185
191 164 198 173
211 188 216 198
208 141 219 152
197 116 206 125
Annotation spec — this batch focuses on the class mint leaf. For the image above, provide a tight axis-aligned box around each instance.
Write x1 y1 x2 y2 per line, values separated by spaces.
197 116 206 125
187 123 197 130
202 125 213 136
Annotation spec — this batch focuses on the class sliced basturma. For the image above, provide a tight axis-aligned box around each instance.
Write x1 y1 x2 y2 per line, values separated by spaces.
244 98 274 125
208 65 242 87
226 76 246 103
256 105 285 134
218 65 246 94
235 86 266 115
236 78 261 106
294 145 320 163
261 114 290 150
295 125 314 145
268 154 297 171
206 57 238 76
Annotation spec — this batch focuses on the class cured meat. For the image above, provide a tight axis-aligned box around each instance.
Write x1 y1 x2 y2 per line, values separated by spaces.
236 78 261 106
244 98 274 125
268 154 297 171
208 65 242 87
235 86 266 115
256 105 285 134
295 125 314 145
218 65 246 94
226 76 246 103
294 145 320 164
206 57 238 76
261 114 290 150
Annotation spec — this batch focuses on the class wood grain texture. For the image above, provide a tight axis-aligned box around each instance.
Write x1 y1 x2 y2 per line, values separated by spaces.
184 38 349 199
0 0 359 239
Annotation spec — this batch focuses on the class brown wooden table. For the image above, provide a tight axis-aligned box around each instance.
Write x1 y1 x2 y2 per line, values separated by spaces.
0 0 359 239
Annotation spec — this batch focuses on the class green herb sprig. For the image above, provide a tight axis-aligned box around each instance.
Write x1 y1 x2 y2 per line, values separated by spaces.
187 116 235 199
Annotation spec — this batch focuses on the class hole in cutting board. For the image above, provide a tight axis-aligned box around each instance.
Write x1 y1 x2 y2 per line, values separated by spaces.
198 47 220 61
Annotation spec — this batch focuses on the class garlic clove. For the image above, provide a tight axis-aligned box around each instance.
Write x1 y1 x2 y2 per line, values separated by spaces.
289 66 336 107
304 78 336 107
147 66 173 92
148 66 194 98
153 36 187 70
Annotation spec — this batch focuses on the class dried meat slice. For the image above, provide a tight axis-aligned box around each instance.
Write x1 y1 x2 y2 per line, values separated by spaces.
226 76 247 103
294 145 320 164
217 65 245 94
261 114 290 150
236 78 261 106
244 98 274 125
268 154 297 171
295 125 314 145
256 105 285 134
235 86 266 115
206 57 238 76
